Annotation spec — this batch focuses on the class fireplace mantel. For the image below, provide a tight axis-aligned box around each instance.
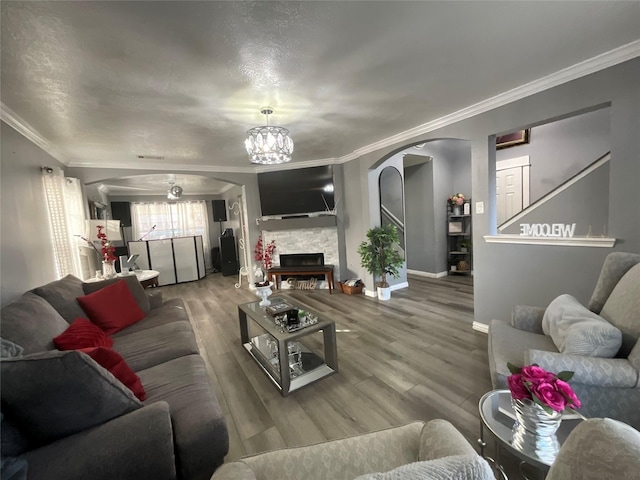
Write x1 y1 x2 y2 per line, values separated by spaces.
259 215 336 232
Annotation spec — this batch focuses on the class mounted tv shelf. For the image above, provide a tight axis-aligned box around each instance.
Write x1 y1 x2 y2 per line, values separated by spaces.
259 215 337 232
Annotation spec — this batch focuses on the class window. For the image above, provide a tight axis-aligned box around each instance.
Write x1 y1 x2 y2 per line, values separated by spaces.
131 201 211 266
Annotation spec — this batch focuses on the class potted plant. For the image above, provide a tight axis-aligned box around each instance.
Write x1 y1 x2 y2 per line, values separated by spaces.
358 224 404 301
460 239 472 253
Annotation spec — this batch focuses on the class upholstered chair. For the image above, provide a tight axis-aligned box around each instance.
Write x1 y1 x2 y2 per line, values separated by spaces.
210 420 493 480
488 252 640 429
546 418 640 479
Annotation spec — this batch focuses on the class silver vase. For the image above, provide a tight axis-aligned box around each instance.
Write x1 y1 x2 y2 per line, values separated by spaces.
511 398 562 463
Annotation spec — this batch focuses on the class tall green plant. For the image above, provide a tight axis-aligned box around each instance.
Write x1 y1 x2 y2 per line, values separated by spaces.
358 224 404 288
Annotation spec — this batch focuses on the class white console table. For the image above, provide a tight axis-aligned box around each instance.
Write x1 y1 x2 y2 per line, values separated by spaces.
84 269 159 288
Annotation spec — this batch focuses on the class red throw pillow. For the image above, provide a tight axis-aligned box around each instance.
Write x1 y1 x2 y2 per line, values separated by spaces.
76 280 146 335
79 347 146 401
53 318 114 350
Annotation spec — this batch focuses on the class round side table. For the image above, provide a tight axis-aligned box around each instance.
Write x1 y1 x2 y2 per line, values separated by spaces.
478 390 583 480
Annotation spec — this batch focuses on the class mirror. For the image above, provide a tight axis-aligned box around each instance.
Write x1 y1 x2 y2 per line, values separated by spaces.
379 166 405 253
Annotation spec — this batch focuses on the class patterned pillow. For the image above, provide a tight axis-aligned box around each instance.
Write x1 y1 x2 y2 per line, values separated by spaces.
353 455 493 480
542 294 621 357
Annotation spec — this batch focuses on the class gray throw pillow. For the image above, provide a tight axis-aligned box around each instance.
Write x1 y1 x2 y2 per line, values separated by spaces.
0 339 23 359
600 263 640 357
353 455 493 480
83 275 151 313
0 350 142 445
542 294 621 357
0 293 70 355
31 274 87 323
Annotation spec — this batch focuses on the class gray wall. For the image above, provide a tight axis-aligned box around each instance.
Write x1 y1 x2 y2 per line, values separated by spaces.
402 140 470 275
1 122 66 306
405 161 435 272
342 58 639 324
497 107 611 203
501 161 610 236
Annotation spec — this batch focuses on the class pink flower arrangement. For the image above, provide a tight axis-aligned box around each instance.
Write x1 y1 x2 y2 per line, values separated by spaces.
449 193 465 206
254 235 276 271
507 363 581 414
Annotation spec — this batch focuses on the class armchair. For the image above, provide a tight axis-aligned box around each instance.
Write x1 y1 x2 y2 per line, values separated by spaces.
546 418 640 480
210 420 493 480
488 252 640 429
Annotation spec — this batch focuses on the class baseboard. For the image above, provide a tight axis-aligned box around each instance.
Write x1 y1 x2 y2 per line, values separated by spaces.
472 321 489 334
363 281 409 298
407 269 448 278
390 281 409 291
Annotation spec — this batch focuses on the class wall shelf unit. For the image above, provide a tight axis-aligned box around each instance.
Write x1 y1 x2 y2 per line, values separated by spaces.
447 202 472 275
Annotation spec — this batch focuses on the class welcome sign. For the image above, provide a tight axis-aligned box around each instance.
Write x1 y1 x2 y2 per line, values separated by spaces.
520 223 576 238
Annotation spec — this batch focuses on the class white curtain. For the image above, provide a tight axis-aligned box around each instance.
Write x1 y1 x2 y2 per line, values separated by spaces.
42 170 85 279
131 201 211 267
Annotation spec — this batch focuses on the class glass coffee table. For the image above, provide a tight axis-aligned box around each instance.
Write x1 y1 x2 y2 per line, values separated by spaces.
478 390 584 480
238 296 338 396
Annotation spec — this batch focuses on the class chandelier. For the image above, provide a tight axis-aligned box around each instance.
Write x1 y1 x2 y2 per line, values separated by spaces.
245 107 294 165
167 182 183 200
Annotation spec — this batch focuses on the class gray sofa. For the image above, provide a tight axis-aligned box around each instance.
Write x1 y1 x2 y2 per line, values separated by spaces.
488 252 640 429
210 420 493 480
1 274 228 480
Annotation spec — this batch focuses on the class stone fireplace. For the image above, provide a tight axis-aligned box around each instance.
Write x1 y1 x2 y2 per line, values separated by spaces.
262 226 340 282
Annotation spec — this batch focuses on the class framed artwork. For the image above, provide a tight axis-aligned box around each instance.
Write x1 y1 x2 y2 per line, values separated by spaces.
448 221 463 233
496 129 530 150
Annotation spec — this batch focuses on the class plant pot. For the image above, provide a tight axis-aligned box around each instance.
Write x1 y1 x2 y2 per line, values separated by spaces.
452 205 462 215
377 286 391 301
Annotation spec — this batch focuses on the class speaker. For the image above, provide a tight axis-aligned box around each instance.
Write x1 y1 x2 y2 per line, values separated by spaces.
212 200 227 222
111 202 132 227
219 235 238 276
211 247 221 272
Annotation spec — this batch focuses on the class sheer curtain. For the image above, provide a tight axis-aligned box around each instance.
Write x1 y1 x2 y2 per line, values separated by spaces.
42 170 85 278
131 201 211 267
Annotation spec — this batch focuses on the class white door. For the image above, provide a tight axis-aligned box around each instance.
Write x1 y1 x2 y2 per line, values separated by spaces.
496 166 523 225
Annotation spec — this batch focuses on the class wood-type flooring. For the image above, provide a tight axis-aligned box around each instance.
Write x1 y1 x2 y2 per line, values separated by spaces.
161 272 524 477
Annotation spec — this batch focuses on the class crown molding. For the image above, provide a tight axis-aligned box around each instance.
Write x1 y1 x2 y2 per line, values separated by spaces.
253 157 340 173
1 102 70 165
66 160 258 174
337 40 640 163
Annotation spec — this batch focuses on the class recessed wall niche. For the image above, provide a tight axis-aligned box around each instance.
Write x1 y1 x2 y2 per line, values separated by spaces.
493 106 611 235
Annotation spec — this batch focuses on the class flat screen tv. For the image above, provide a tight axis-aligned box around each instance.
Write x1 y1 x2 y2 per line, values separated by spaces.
258 166 335 216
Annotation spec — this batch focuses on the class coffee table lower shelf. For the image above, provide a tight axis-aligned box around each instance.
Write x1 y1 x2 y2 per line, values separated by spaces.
243 342 335 394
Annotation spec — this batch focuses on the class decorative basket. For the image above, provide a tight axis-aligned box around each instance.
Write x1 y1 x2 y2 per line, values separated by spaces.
338 281 364 295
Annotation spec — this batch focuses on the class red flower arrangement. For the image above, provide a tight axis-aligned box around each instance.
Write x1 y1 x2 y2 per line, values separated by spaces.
97 225 117 262
507 363 581 414
254 235 276 271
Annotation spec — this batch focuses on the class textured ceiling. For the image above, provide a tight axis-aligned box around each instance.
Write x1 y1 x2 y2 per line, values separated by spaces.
2 1 640 186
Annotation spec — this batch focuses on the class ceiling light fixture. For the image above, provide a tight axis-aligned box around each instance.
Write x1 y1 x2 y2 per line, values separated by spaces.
167 181 183 200
245 107 294 165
